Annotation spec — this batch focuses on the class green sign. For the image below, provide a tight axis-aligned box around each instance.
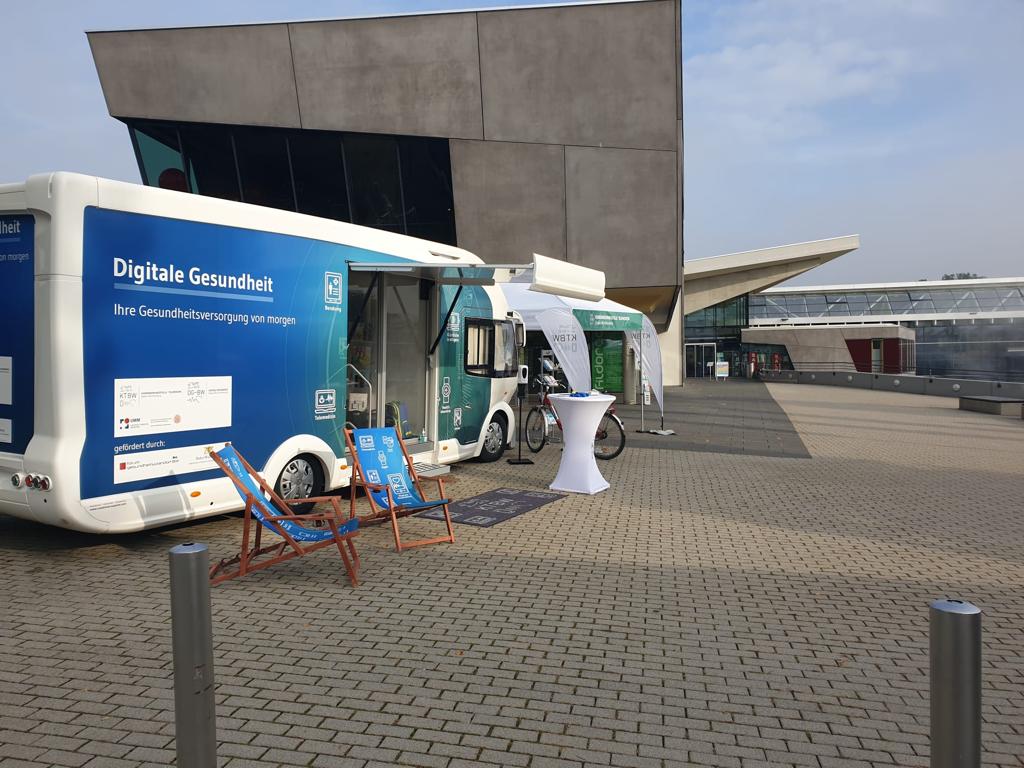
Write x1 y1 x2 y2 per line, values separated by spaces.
591 335 623 392
572 307 642 332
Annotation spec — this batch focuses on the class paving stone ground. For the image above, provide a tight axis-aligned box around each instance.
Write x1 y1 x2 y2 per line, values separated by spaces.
615 380 810 458
1 381 1021 768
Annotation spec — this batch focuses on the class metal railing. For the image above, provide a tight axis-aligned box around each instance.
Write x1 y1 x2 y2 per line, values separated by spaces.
757 361 1024 382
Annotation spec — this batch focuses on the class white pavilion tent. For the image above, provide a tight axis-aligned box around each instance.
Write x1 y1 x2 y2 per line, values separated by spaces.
500 282 664 416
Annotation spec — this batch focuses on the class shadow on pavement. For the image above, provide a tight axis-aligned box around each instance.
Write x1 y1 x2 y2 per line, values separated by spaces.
614 378 811 458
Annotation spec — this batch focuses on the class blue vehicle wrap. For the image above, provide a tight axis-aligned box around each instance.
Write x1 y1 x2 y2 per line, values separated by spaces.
80 207 406 500
0 214 34 455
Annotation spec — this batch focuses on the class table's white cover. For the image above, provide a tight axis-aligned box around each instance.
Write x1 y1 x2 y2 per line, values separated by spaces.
547 393 615 495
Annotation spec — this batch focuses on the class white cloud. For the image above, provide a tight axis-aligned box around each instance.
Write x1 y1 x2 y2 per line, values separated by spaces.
687 38 917 144
683 0 1024 281
684 0 945 151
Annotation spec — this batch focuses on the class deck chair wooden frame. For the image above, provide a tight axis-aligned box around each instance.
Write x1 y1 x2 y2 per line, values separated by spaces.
208 447 360 587
344 426 455 552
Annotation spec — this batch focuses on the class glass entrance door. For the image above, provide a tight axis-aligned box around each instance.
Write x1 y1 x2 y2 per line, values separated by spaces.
346 272 380 429
345 272 431 440
382 275 429 440
685 343 717 378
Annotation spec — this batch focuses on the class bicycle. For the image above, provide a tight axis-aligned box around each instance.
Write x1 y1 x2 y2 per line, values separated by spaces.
523 370 626 459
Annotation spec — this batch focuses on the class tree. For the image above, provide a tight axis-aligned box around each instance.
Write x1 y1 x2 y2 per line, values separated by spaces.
941 272 984 280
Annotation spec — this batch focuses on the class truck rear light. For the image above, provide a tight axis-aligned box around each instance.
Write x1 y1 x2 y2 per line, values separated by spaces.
10 474 22 488
38 476 51 491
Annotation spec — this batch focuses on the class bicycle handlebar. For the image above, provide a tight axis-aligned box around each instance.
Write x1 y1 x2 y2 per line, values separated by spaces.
533 376 564 393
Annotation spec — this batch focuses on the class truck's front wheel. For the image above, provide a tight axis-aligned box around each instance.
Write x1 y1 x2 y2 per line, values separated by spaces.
275 454 324 514
477 416 507 462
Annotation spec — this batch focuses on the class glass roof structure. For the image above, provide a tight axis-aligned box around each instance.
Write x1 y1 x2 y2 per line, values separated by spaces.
750 279 1024 324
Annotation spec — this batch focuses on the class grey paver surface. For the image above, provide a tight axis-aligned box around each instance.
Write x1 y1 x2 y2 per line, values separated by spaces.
1 381 1022 768
615 380 811 458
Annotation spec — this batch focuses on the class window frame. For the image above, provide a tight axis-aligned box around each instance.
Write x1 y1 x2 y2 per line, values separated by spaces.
464 317 518 379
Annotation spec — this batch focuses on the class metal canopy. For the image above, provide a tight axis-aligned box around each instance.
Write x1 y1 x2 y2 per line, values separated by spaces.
348 253 606 302
348 262 535 286
500 282 641 332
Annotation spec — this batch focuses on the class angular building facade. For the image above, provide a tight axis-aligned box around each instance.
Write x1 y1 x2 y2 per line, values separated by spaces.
88 0 686 382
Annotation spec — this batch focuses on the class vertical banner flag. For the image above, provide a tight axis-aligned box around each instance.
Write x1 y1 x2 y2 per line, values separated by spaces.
627 315 664 417
536 308 591 393
590 335 623 392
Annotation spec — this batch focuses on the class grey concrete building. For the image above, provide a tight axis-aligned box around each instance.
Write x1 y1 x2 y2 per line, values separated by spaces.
87 0 686 382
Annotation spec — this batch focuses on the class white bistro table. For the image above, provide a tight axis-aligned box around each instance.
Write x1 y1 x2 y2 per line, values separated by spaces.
547 392 615 495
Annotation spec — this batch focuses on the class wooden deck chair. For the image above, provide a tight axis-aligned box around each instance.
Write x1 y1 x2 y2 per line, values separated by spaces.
344 426 455 552
208 445 360 587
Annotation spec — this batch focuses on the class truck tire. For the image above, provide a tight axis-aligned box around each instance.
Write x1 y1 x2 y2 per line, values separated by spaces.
476 416 507 462
274 454 324 514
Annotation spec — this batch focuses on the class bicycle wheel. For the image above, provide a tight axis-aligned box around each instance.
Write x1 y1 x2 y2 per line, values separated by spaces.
593 412 625 459
524 407 548 453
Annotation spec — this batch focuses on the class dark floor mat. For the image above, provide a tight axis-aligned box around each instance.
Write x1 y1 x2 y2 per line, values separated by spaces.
418 488 564 527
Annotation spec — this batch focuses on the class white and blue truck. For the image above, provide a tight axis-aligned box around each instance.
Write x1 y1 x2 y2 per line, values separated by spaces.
0 172 600 532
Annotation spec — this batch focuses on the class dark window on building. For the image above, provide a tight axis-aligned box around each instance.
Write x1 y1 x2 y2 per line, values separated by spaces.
234 128 295 212
289 132 350 222
684 294 748 342
178 124 241 201
124 120 457 245
132 123 186 191
344 134 404 233
398 137 456 245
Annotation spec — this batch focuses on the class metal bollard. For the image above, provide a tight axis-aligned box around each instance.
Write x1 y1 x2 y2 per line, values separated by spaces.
169 543 217 768
930 598 981 768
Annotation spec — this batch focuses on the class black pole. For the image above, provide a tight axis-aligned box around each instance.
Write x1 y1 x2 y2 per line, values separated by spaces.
430 273 464 356
507 392 534 465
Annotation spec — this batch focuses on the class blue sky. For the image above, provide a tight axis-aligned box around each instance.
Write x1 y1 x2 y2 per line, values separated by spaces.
2 0 1021 284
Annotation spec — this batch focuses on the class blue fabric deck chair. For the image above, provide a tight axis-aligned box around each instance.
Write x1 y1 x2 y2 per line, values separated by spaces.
208 445 359 587
344 426 455 552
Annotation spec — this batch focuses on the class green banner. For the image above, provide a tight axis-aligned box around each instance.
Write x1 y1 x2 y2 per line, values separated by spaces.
572 307 642 332
591 335 623 392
